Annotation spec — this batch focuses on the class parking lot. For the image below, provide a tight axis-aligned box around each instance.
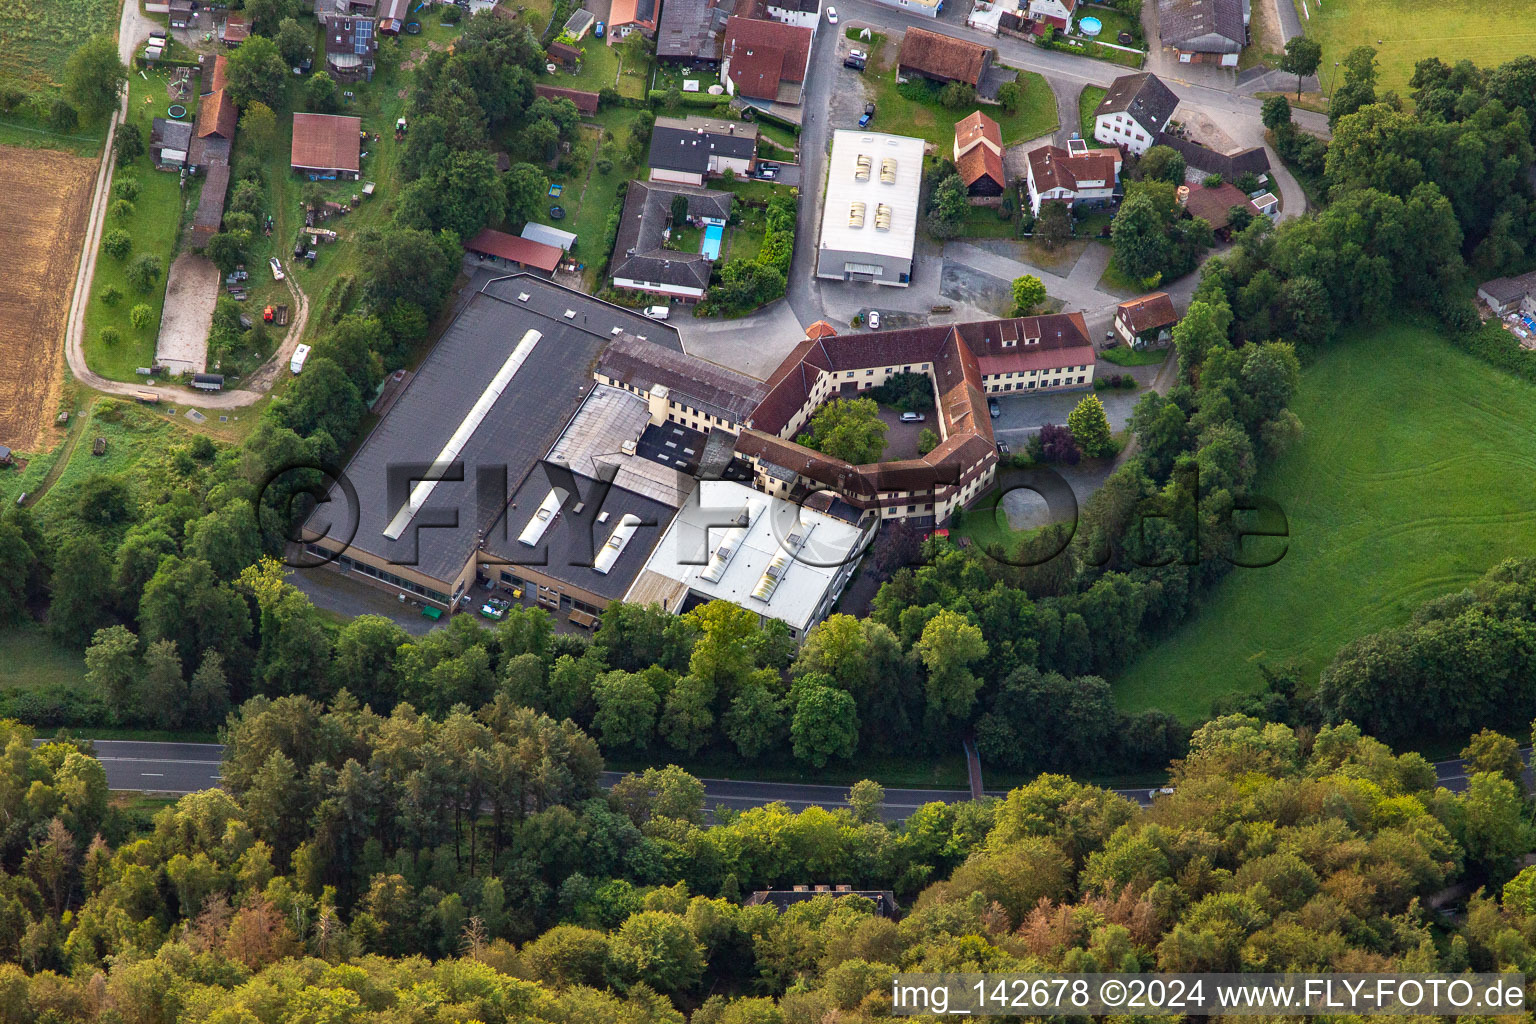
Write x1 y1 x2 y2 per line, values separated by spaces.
989 383 1144 442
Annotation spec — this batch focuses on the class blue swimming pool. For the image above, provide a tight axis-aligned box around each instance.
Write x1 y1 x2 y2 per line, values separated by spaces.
702 223 724 260
1079 15 1103 35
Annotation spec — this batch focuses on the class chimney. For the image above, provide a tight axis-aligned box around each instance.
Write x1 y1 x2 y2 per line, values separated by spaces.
1176 185 1190 207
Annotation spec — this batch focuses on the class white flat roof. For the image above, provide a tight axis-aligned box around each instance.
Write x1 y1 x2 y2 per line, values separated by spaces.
632 480 868 634
819 129 925 264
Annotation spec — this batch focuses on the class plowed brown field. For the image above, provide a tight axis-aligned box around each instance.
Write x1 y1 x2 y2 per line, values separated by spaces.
0 145 96 451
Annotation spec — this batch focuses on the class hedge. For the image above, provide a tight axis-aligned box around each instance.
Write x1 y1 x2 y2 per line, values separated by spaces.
1448 320 1536 384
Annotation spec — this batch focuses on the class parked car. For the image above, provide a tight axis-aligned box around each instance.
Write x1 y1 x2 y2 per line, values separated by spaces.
996 441 1011 454
848 48 867 61
644 305 670 320
988 397 1001 419
844 55 865 71
867 309 880 329
859 101 874 127
268 257 284 281
595 20 605 37
826 6 838 22
900 411 924 423
758 165 777 179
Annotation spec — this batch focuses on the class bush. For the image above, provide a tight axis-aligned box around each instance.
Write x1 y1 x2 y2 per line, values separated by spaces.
102 229 132 261
114 122 144 166
440 3 461 23
869 372 935 412
129 303 155 332
0 87 26 113
100 285 122 307
1038 423 1080 464
1201 172 1224 188
1445 321 1536 384
939 82 977 109
113 177 139 202
1235 171 1263 194
98 326 121 347
48 99 78 133
110 198 134 220
126 253 162 294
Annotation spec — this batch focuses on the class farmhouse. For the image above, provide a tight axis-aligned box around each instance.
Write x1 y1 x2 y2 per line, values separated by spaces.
815 130 924 287
323 15 376 82
1094 72 1178 155
1477 270 1536 315
464 228 564 275
954 111 1006 199
1159 0 1246 66
607 0 659 41
534 84 600 115
764 0 822 29
648 115 758 185
721 17 814 104
868 0 941 17
656 0 733 63
1022 0 1077 33
291 112 363 179
1023 141 1121 214
609 181 734 300
897 27 993 88
302 276 685 614
150 117 193 169
1153 131 1270 178
1115 292 1178 348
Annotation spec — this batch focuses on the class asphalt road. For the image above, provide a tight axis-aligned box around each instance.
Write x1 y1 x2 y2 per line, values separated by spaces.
73 740 1512 819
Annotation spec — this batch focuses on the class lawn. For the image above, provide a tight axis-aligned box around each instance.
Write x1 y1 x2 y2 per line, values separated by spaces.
952 487 1049 553
1113 324 1536 721
560 34 621 93
755 119 799 152
83 72 195 382
955 204 1017 239
1305 0 1536 95
0 622 89 692
865 39 1056 150
570 108 647 285
1071 5 1142 47
45 398 178 501
1079 85 1107 139
1099 344 1168 366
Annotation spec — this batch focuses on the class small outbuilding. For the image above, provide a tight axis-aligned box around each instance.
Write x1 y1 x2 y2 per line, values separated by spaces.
1114 292 1177 349
465 228 564 274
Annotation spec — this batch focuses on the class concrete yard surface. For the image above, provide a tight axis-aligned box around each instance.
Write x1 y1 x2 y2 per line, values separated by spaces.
154 253 220 375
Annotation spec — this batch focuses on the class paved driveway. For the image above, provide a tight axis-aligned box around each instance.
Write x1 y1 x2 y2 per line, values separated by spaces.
989 382 1144 440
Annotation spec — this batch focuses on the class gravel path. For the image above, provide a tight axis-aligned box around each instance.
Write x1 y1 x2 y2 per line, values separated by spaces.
155 253 220 374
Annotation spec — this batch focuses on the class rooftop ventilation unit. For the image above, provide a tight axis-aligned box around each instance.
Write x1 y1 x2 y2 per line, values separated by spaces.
611 326 624 335
517 292 531 301
750 526 811 603
593 514 643 574
699 505 753 583
517 486 567 547
621 438 638 455
564 309 577 319
879 158 897 184
874 204 892 231
383 329 542 541
848 201 866 228
854 154 872 181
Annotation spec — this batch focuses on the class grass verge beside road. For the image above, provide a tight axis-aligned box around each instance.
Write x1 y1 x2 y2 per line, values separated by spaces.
1113 323 1536 721
1079 85 1106 139
1099 344 1167 366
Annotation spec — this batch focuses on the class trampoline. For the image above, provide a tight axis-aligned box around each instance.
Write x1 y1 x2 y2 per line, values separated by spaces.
1079 16 1103 35
167 103 187 118
549 205 566 219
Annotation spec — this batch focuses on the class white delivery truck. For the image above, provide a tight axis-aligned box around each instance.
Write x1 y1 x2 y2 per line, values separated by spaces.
644 305 670 320
290 343 311 375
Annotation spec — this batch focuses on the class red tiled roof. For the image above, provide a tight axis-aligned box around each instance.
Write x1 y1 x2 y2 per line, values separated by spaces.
196 88 237 139
290 112 362 172
805 320 838 340
609 0 657 29
1181 181 1259 230
464 228 563 272
1027 145 1118 192
955 110 1002 154
723 17 811 100
535 84 600 114
1117 292 1178 333
222 13 249 42
897 27 991 86
209 55 229 93
957 144 1005 190
548 40 583 63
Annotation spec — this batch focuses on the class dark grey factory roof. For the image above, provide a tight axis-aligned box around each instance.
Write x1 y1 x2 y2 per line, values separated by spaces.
598 332 768 424
649 119 758 173
1158 0 1244 50
482 469 677 601
610 180 733 289
769 0 822 11
1095 73 1178 132
304 275 680 587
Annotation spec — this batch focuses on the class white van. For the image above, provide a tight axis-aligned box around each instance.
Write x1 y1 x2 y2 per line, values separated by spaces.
644 305 670 320
290 343 311 375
